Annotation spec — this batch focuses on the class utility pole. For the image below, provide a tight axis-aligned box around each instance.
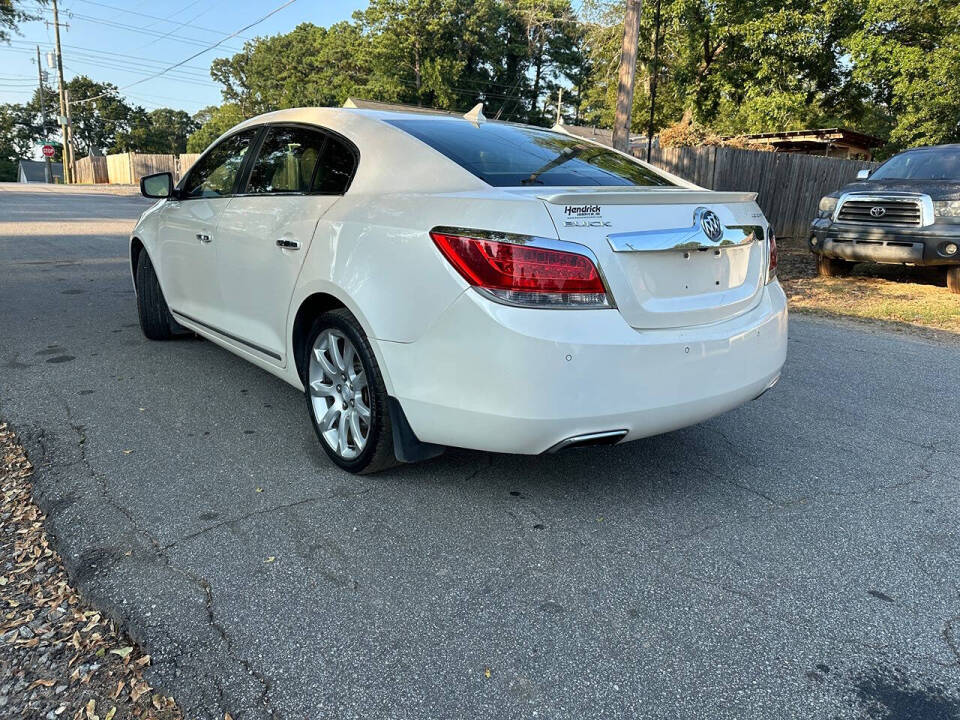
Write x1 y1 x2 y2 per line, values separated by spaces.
645 0 663 162
35 45 53 184
555 87 563 125
612 0 643 152
51 0 72 183
65 89 76 181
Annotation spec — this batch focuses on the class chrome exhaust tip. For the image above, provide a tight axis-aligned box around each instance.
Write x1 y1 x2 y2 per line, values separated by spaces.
546 429 628 453
752 373 781 401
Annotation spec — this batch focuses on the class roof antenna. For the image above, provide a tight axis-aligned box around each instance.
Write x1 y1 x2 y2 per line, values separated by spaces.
463 102 485 126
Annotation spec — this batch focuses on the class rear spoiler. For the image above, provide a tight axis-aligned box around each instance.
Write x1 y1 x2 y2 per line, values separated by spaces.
537 190 758 206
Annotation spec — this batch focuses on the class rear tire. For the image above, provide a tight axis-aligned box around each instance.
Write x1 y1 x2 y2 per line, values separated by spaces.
947 266 960 294
817 255 854 277
303 309 398 474
135 251 182 340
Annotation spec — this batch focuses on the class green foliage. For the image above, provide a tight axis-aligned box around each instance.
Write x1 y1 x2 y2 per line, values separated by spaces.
186 104 245 153
62 76 135 155
198 0 586 135
847 0 960 148
115 108 198 154
0 75 199 164
0 0 45 44
6 0 960 160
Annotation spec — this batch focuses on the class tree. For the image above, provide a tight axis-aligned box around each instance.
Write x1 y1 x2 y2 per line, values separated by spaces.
210 22 372 115
580 0 864 136
186 104 244 153
62 76 136 155
115 108 198 154
847 0 960 148
1 0 46 44
0 83 61 179
515 0 583 124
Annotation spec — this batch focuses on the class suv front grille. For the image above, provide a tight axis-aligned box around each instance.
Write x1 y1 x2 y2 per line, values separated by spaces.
836 198 922 227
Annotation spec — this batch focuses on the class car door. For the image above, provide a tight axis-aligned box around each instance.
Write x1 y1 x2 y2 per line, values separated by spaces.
154 129 258 326
212 125 358 365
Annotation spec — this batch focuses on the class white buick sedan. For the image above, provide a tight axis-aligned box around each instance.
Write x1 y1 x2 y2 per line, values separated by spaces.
132 107 787 473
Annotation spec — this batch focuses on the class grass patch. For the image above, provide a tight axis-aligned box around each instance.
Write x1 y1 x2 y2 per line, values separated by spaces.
777 237 960 335
782 276 960 333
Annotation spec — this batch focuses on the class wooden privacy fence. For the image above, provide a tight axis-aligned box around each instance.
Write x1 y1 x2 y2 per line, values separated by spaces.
73 155 108 184
637 146 878 240
75 152 201 185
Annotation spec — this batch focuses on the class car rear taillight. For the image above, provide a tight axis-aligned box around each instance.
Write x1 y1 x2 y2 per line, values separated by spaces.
766 228 778 284
430 229 609 307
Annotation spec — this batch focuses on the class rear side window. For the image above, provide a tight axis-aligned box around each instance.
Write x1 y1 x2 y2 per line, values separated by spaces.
385 118 674 188
182 130 256 198
312 136 357 194
246 126 326 194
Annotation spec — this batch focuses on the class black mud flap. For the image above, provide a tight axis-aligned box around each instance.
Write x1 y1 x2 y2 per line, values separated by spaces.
388 397 445 464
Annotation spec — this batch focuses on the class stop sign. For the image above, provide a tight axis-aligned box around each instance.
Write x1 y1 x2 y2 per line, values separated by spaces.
41 144 55 158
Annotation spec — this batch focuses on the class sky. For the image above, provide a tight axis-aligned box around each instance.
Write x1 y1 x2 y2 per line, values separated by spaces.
0 0 367 115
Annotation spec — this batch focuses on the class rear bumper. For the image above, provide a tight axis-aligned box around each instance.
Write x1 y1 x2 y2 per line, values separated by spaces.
809 219 960 266
374 283 788 454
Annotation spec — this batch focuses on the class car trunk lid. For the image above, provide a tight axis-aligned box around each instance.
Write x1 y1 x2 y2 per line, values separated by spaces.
529 188 768 329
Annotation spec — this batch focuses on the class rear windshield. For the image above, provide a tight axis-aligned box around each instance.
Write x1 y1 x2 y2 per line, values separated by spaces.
385 118 675 188
871 147 960 181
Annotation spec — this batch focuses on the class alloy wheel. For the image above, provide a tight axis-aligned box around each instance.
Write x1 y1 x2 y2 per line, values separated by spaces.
308 329 371 460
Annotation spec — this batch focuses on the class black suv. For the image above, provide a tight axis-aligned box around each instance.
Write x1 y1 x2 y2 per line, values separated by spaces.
809 144 960 293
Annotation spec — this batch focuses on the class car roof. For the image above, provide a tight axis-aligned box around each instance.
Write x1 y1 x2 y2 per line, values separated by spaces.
895 143 960 153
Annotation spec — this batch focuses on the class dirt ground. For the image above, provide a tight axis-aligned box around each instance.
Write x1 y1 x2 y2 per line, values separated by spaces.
777 235 960 336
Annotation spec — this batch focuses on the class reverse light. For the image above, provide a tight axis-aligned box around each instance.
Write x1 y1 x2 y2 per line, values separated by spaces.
766 227 778 284
429 229 609 307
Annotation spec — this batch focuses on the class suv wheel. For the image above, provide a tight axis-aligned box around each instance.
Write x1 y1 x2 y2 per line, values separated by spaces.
135 252 185 340
947 266 960 294
303 309 397 474
817 255 854 277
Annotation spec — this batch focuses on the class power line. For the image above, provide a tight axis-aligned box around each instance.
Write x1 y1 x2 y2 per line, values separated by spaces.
118 0 297 93
7 38 214 75
70 0 253 41
65 1 296 107
59 11 246 54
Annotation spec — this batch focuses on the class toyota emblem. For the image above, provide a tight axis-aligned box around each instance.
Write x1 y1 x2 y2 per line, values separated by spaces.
869 206 886 218
699 210 723 241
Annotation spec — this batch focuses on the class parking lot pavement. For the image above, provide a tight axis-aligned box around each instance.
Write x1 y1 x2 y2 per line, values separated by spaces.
1 182 958 719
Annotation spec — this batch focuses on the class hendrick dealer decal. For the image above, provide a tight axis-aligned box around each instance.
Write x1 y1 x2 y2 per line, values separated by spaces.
562 204 611 227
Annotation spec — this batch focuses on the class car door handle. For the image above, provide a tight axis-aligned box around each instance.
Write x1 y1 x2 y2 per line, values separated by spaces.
276 239 301 250
196 233 212 244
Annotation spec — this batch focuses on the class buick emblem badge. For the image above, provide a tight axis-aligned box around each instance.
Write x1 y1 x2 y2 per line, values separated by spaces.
870 206 886 218
699 209 723 242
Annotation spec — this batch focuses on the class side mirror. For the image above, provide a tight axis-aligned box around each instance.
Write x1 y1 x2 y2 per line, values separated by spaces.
856 169 871 180
141 172 174 199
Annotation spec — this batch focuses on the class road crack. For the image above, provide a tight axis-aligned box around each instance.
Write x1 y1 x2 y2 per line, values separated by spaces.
56 400 279 719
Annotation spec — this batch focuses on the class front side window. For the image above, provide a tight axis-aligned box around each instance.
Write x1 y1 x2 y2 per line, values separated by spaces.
181 130 257 199
385 118 675 188
246 126 327 194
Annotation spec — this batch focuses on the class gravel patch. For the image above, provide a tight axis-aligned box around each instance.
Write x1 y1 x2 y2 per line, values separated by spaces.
0 423 182 720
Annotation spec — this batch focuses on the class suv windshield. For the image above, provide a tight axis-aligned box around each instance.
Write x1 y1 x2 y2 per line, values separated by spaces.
870 147 960 181
386 118 674 188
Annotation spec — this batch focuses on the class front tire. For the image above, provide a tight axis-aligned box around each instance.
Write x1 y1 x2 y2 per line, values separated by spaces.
817 255 854 277
135 251 182 340
303 309 397 474
947 266 960 294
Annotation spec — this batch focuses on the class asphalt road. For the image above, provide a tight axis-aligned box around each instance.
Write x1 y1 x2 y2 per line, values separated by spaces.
1 183 959 720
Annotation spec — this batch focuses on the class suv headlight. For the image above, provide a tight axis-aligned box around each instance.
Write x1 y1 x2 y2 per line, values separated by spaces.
818 196 838 218
934 200 960 217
